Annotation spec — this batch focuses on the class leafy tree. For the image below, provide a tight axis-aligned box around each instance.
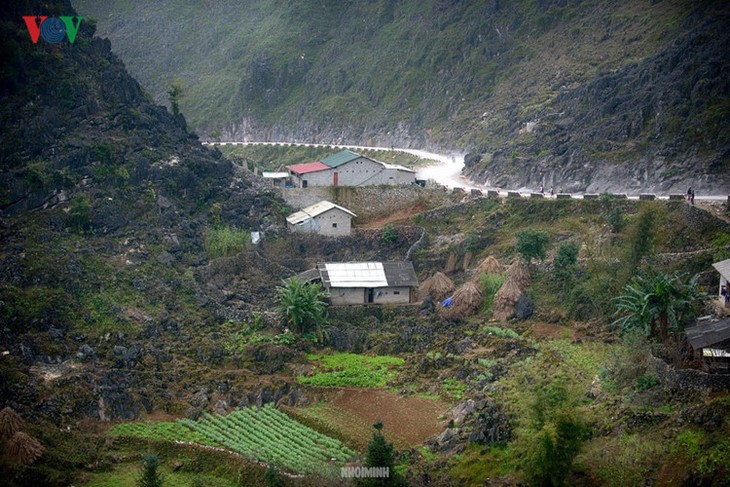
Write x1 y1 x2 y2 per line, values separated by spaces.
513 381 587 487
515 230 550 263
275 277 328 334
137 453 164 487
167 83 183 117
614 272 707 343
553 242 579 283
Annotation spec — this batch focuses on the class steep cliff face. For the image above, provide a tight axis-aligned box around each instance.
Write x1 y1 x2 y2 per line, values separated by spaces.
0 0 283 424
464 7 730 194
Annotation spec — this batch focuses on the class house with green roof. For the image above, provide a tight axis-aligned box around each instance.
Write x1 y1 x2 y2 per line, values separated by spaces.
286 150 415 187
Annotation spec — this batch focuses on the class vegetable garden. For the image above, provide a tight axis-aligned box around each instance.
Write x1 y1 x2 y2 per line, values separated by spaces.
109 404 355 475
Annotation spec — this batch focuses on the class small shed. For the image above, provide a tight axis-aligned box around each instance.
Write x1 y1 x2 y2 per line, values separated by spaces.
301 261 418 305
261 171 290 187
712 258 730 300
286 200 356 237
685 317 730 371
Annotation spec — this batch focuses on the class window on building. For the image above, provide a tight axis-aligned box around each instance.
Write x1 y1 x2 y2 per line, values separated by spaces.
332 223 338 228
393 291 400 295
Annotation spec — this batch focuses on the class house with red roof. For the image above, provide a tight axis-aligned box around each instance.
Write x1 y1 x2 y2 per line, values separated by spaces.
285 150 415 188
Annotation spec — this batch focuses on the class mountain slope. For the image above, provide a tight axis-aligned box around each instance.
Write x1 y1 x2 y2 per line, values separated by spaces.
0 0 283 429
74 0 730 192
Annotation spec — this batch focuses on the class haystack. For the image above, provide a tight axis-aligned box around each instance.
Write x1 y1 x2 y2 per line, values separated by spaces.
475 255 504 275
419 272 455 302
506 260 531 290
492 278 523 321
448 280 483 318
7 431 43 465
0 407 24 438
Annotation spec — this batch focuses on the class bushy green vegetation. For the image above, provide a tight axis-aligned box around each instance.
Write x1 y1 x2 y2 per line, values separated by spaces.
108 422 218 447
479 274 505 314
515 229 551 263
614 272 707 342
204 226 250 259
275 277 329 335
482 325 520 340
298 353 404 387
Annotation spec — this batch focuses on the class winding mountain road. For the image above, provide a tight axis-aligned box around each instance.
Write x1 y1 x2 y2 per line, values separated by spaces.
204 141 728 201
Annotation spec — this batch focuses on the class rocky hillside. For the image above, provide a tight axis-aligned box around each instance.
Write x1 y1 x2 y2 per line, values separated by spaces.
73 0 729 193
0 0 283 423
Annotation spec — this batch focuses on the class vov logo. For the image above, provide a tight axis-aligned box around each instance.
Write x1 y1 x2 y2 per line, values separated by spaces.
22 16 84 44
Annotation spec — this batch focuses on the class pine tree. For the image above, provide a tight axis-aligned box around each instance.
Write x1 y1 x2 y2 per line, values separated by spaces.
137 453 164 487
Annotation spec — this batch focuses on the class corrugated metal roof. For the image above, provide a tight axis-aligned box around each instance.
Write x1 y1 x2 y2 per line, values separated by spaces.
286 161 330 174
686 318 730 349
296 268 321 283
286 200 356 225
317 261 418 288
381 162 416 173
321 150 362 168
322 262 388 288
262 171 289 178
382 261 419 287
713 258 730 279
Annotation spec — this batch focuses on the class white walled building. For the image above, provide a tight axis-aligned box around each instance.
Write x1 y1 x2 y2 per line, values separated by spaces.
286 150 415 187
286 200 356 237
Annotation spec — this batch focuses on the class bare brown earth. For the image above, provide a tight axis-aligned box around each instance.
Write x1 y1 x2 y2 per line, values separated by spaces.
358 201 428 229
328 387 448 445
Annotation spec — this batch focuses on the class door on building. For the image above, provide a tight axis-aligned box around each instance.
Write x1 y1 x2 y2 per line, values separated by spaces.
333 172 339 186
302 180 308 188
367 288 374 303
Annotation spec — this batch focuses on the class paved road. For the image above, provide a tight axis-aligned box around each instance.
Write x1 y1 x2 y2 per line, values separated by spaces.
204 141 728 201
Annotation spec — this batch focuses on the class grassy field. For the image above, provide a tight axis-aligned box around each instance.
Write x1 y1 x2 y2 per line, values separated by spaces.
297 352 404 387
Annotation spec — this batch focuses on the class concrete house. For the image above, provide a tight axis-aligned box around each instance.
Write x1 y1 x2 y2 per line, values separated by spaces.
286 200 356 237
286 150 415 187
300 261 419 305
712 258 730 306
286 161 331 188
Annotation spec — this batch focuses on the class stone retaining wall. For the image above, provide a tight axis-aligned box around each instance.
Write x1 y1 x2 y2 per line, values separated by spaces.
650 356 730 392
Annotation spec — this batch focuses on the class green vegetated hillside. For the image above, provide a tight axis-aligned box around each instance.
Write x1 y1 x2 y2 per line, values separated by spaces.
74 0 730 193
3 0 730 486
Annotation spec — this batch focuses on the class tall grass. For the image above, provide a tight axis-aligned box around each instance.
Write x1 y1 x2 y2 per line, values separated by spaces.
480 273 505 314
204 226 250 259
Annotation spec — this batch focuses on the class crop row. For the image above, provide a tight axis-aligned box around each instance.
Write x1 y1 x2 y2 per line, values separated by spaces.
180 404 355 474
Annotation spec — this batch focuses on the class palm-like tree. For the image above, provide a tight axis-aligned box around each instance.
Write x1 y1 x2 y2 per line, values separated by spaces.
614 272 707 342
274 277 329 334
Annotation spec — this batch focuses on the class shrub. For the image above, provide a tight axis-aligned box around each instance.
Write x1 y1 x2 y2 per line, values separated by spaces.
553 242 579 283
634 373 660 391
607 207 625 233
512 380 587 487
204 226 250 258
382 224 399 245
483 325 520 339
68 193 92 232
515 230 550 263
